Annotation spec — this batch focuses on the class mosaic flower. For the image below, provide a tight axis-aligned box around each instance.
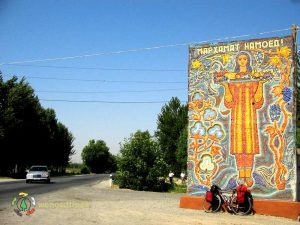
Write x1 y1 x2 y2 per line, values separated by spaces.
269 55 281 66
199 154 214 171
207 124 225 140
189 99 204 112
191 60 203 70
279 47 291 58
282 87 292 102
203 108 217 121
192 92 204 101
210 145 221 157
191 122 206 136
272 85 283 98
269 104 281 122
222 54 230 64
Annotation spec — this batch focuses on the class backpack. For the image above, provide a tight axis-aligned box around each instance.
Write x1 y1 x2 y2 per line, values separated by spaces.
236 184 248 204
205 191 213 202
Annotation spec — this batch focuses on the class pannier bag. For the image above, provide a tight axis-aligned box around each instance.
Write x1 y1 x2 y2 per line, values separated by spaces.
237 184 248 204
205 184 220 202
205 191 213 202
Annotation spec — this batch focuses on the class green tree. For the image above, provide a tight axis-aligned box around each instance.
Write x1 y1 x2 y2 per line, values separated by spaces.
176 126 188 173
116 130 168 191
155 97 188 174
0 76 42 175
36 108 74 174
53 122 75 171
0 75 74 176
81 139 115 173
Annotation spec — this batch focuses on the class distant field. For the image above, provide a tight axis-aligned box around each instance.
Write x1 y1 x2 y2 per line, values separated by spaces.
0 177 15 180
66 163 84 174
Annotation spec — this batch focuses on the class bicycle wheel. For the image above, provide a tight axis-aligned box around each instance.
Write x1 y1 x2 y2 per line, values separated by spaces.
230 196 252 215
202 195 221 213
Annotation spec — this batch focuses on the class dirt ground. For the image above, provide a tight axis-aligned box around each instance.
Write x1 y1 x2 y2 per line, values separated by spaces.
0 179 299 225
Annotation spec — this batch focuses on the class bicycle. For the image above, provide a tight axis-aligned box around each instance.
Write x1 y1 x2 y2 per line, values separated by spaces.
202 185 253 215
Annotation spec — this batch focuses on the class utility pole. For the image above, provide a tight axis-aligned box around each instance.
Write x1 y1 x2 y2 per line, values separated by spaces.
292 24 300 202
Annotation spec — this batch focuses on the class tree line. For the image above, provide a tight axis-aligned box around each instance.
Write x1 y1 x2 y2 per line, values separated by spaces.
0 74 74 177
0 72 187 183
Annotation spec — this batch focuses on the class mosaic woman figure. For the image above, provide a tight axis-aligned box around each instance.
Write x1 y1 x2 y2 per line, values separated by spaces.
216 52 266 187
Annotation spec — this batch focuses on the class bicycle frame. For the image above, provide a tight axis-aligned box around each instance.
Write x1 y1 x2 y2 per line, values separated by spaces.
203 186 253 215
216 189 236 212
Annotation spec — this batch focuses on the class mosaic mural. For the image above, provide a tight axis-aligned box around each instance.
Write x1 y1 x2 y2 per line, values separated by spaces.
187 36 297 200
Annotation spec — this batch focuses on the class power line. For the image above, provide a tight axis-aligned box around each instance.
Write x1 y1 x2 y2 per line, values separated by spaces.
1 64 185 72
36 88 187 94
0 27 292 66
2 74 186 84
39 99 188 104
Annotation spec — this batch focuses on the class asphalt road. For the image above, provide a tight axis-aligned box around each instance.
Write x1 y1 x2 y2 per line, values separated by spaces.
0 174 107 208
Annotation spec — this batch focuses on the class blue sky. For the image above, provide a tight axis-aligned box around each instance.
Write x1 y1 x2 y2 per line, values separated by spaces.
0 0 299 163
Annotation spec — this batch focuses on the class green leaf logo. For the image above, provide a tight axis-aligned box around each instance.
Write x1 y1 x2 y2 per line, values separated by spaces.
20 198 28 211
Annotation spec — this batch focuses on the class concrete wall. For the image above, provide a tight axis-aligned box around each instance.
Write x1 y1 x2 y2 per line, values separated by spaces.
187 36 297 200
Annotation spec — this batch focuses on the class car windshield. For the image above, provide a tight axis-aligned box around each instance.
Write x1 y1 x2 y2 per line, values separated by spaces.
30 166 47 172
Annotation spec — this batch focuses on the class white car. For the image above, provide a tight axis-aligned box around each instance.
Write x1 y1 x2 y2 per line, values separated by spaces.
26 165 51 183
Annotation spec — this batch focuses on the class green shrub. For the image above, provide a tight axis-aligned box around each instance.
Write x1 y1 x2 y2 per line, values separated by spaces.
116 130 168 192
80 165 90 174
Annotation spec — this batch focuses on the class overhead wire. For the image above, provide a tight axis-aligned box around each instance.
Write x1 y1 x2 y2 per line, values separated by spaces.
0 27 293 66
36 88 187 94
1 64 185 72
2 74 186 84
1 27 297 104
39 99 188 104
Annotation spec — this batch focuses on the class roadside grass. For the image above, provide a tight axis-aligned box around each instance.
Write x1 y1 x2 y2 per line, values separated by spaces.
165 177 187 193
168 183 187 193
